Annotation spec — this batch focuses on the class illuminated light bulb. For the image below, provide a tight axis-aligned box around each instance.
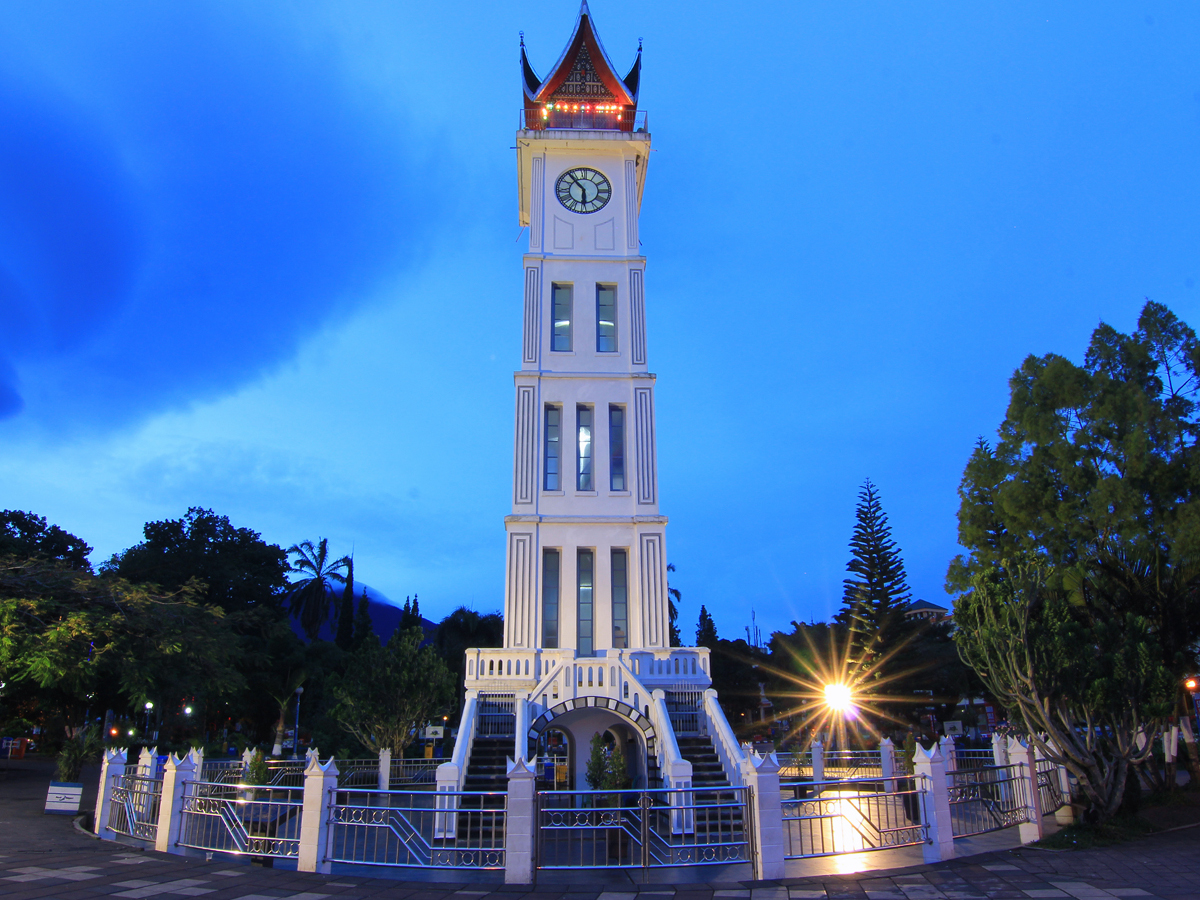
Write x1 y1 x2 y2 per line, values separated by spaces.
824 683 854 713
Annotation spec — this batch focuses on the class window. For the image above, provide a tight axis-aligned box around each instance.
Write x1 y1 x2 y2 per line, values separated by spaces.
611 549 628 648
577 406 593 491
543 549 560 648
552 283 572 351
597 284 617 352
577 548 594 656
609 405 625 491
544 406 561 491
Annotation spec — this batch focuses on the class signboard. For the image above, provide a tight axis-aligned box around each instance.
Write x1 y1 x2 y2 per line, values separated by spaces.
45 782 83 815
984 705 998 731
943 720 964 736
422 726 445 740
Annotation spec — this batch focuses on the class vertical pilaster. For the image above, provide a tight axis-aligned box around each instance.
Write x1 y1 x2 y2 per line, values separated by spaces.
880 737 896 792
739 752 785 880
1008 736 1043 843
505 757 537 884
94 748 127 839
378 748 391 791
913 743 955 863
811 739 825 784
155 752 196 853
297 756 339 874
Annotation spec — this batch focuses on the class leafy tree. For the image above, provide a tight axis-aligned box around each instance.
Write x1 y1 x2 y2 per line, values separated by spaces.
695 605 717 649
957 563 1172 821
107 507 288 612
837 479 913 668
433 606 504 712
352 587 374 648
667 562 682 647
708 638 770 730
330 626 455 753
585 732 631 791
286 538 350 640
335 557 355 650
949 301 1200 808
0 510 93 571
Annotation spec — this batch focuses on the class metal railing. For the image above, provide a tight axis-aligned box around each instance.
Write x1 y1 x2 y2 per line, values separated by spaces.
947 749 994 773
327 789 505 869
535 786 750 869
200 760 245 784
520 107 648 133
1036 758 1065 812
262 759 306 787
390 758 440 789
106 774 163 841
824 750 884 780
780 775 927 858
336 759 382 788
666 690 704 736
778 751 812 779
477 693 516 738
947 764 1031 837
177 781 304 859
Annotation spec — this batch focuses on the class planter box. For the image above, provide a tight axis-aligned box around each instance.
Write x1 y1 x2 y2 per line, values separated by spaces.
45 782 83 815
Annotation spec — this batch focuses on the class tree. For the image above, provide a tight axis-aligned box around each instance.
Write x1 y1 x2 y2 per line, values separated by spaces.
352 587 374 648
949 301 1200 811
667 563 682 647
108 508 288 612
399 594 423 630
837 480 913 669
335 557 355 650
285 538 351 640
0 510 92 571
585 731 631 791
329 626 455 753
433 606 504 712
695 605 717 648
956 563 1172 821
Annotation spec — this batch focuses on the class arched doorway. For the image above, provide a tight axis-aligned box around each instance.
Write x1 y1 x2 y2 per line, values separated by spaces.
526 696 659 790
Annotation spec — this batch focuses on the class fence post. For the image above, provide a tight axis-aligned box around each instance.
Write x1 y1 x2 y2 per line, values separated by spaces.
991 731 1009 768
811 739 825 785
938 735 956 775
1044 739 1074 825
297 756 339 874
505 756 536 884
155 752 195 853
739 751 785 880
913 743 955 863
1007 736 1043 843
880 738 896 792
190 746 204 779
378 748 391 791
138 746 155 776
241 747 254 780
94 748 127 839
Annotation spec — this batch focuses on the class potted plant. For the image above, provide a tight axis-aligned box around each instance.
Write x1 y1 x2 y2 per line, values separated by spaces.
46 728 100 815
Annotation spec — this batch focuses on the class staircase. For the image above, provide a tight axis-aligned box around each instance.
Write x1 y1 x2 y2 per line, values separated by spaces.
457 736 508 846
676 735 729 788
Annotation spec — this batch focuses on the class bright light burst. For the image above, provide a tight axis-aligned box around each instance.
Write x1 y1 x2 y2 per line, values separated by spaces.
824 683 854 712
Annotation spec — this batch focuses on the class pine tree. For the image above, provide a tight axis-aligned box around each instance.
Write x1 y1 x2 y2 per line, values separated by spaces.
400 594 422 631
838 479 912 666
352 587 375 648
695 605 717 648
335 557 355 649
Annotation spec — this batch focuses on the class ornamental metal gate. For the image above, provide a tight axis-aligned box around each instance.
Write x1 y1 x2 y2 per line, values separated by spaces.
106 774 163 842
535 786 750 870
780 776 928 858
947 765 1031 837
177 781 304 859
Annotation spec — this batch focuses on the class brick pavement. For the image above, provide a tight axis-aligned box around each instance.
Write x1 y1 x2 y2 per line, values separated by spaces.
3 759 1198 900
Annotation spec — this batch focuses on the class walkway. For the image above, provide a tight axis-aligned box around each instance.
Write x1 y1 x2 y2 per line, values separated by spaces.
3 758 1196 900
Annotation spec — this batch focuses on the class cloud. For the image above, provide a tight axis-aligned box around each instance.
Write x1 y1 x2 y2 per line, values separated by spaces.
0 4 433 432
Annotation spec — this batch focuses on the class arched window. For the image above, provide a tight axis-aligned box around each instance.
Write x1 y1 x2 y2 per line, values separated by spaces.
489 659 494 676
469 660 474 676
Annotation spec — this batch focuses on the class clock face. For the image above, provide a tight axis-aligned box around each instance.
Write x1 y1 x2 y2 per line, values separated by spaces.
555 167 612 214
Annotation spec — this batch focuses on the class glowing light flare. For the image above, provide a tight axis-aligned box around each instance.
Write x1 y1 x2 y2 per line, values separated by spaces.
1186 678 1197 691
824 683 854 713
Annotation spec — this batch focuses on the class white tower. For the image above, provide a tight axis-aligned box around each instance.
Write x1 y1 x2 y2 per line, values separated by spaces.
450 3 735 796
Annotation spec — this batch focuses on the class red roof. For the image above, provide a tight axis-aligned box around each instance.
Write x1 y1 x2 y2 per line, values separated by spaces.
522 1 640 112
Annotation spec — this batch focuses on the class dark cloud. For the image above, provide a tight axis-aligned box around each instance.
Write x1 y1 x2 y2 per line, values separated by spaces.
0 5 431 430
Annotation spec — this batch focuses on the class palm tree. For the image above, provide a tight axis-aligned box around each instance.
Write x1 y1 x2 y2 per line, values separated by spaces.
286 538 351 640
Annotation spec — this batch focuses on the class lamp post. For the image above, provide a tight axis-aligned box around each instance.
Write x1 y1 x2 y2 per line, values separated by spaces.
292 687 304 759
144 701 154 738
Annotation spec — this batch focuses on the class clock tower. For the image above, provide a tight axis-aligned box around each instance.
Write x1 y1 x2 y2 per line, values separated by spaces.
447 1 741 799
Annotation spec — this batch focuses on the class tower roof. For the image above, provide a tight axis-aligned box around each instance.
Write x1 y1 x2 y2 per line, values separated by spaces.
521 1 640 128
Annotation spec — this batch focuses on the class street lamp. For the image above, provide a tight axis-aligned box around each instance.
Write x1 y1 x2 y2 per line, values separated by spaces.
144 701 154 736
292 687 304 759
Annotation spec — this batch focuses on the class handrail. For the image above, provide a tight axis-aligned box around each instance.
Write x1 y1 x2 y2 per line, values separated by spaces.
703 690 746 787
651 693 688 788
442 695 476 791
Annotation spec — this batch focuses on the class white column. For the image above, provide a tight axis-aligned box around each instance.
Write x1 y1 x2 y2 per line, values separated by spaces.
880 737 896 793
739 752 785 880
378 749 391 791
514 697 530 764
190 746 204 780
991 731 1009 767
505 757 537 884
1008 735 1043 843
94 748 127 839
811 739 825 785
138 746 155 776
297 756 339 874
155 752 196 853
913 743 955 863
938 735 957 776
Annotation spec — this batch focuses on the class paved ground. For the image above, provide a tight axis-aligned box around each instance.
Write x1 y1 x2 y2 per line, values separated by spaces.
3 758 1198 900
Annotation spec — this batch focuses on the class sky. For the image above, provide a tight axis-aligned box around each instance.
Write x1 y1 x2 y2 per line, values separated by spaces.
1 2 1198 642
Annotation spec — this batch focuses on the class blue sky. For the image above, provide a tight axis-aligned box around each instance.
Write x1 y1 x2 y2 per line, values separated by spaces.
1 2 1197 641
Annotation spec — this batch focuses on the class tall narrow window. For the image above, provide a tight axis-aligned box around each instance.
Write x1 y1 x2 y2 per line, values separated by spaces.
542 549 560 648
609 405 625 491
552 283 572 351
544 405 561 491
577 549 594 656
596 284 617 352
611 549 628 649
577 405 593 491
